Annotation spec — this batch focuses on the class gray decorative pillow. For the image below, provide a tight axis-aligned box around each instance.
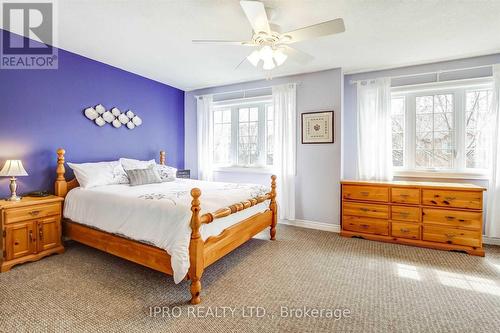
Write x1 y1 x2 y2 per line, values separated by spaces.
125 166 162 186
156 164 177 182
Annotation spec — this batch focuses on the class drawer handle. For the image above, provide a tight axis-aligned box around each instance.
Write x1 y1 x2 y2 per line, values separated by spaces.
430 200 438 204
445 216 455 220
445 233 455 239
29 230 36 243
359 208 370 212
360 224 370 229
443 200 451 205
400 228 410 233
14 241 19 246
29 210 41 216
399 212 410 217
360 191 369 196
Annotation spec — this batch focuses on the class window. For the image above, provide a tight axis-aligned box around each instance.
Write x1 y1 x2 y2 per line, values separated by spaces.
212 98 273 168
213 109 232 165
391 80 493 174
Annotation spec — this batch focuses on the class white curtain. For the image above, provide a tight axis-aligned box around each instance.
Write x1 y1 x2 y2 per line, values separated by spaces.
272 83 297 220
486 64 500 238
197 94 214 181
356 78 394 181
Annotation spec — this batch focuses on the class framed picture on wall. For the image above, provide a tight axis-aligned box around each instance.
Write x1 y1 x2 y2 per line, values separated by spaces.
301 111 334 144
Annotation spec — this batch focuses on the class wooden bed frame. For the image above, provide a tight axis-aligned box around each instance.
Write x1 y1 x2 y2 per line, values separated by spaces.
54 148 277 304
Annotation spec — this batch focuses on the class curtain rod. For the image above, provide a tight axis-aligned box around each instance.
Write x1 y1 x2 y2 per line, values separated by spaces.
348 64 494 85
195 81 301 99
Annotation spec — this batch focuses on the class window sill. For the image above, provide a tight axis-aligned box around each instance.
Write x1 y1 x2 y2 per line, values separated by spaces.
394 170 489 180
213 166 274 174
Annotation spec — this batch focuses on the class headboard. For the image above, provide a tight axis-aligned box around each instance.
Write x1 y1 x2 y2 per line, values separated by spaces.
54 148 166 198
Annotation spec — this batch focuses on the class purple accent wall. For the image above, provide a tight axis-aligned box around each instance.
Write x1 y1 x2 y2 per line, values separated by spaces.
0 29 185 197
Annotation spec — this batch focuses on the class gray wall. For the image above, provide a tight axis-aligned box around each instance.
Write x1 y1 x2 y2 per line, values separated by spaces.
185 69 343 224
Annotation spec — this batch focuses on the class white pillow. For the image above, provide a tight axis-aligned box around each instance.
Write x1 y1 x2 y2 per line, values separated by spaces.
68 161 129 189
156 164 177 182
119 158 156 170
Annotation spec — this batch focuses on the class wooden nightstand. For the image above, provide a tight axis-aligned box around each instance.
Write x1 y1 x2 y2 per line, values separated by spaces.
0 195 64 272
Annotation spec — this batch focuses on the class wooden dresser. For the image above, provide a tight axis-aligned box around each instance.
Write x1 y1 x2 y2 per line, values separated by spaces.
0 196 64 272
340 180 486 256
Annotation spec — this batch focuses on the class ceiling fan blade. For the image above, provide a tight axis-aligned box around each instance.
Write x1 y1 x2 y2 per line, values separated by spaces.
281 45 314 65
283 18 345 44
192 40 255 46
240 0 271 34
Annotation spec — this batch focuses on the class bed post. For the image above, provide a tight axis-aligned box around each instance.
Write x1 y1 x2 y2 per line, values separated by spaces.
159 151 166 165
189 188 204 304
270 175 277 240
55 148 67 197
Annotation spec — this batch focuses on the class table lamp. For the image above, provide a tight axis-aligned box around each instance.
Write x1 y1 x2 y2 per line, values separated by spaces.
0 160 28 201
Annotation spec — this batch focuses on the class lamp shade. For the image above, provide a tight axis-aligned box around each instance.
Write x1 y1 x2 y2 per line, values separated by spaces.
0 160 28 177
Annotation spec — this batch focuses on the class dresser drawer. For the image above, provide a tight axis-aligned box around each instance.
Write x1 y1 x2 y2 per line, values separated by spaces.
391 188 420 205
342 185 389 202
343 216 389 236
343 202 389 219
391 206 420 222
423 225 481 248
422 190 482 210
392 222 421 240
422 208 482 229
4 203 61 224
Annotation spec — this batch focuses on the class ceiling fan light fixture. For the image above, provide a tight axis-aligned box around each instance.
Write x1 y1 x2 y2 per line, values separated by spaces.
262 58 275 70
273 49 288 66
247 50 261 67
259 45 274 62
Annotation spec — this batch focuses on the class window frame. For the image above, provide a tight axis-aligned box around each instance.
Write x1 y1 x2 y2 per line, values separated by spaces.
211 96 273 171
391 78 493 179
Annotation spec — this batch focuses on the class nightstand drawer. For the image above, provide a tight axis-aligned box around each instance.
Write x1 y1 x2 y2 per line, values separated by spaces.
4 202 61 224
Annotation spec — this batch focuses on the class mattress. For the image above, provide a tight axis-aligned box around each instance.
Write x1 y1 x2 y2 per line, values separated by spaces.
63 178 270 283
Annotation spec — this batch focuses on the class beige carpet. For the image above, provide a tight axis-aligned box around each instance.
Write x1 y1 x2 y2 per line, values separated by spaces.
1 224 500 333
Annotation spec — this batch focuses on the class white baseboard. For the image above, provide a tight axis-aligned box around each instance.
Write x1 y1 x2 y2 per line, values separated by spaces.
279 219 340 233
279 219 500 247
483 237 500 246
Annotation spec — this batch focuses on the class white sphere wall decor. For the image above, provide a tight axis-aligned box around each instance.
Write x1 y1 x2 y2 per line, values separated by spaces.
111 107 121 117
83 105 143 130
95 116 106 127
95 104 106 114
102 111 114 123
84 107 98 120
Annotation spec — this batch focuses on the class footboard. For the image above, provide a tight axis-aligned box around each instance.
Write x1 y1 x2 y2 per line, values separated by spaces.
188 175 277 304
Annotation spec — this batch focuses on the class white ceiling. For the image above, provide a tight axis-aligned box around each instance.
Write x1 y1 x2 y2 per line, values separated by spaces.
23 1 500 90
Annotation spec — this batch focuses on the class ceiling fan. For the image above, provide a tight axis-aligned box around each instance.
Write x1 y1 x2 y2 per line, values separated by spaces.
192 0 345 71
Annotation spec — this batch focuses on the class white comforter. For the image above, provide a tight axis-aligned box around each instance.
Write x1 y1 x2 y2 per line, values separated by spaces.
64 179 270 283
